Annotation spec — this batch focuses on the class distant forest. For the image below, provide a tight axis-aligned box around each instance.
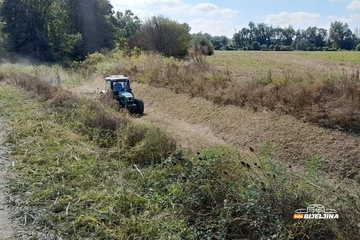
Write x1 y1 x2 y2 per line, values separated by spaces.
0 0 359 63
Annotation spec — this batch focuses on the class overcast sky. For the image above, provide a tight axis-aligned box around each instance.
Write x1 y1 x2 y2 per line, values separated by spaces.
110 0 360 37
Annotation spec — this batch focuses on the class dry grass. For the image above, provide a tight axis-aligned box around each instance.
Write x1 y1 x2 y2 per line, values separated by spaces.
103 51 360 134
132 82 360 181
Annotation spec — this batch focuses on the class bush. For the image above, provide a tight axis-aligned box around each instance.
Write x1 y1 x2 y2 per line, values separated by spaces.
260 44 268 51
130 15 192 58
190 36 215 56
280 45 293 51
82 52 107 66
252 41 261 50
356 43 360 51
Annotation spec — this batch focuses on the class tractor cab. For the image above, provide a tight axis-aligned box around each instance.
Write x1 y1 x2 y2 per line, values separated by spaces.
105 75 132 96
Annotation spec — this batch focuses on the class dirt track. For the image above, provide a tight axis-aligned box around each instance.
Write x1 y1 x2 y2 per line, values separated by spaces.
76 78 360 178
0 120 14 239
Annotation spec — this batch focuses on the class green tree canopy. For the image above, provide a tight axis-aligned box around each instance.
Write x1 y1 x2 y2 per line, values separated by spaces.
113 10 141 49
329 21 356 50
0 0 116 61
130 15 191 58
62 0 116 59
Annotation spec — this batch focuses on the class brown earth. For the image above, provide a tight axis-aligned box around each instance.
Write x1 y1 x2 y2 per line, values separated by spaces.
75 77 360 180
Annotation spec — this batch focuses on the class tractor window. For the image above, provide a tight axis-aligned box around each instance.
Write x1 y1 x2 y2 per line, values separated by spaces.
123 81 130 91
113 82 123 91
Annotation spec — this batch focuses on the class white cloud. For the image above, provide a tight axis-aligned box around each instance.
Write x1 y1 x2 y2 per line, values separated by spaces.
129 9 155 20
144 0 183 6
111 0 188 18
350 14 360 19
329 15 355 23
328 14 358 25
346 0 360 9
111 0 183 8
263 11 321 27
191 3 238 17
192 3 219 12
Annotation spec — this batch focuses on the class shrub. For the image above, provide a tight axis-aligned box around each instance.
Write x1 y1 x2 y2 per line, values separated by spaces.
260 44 268 51
356 43 360 51
252 41 261 50
190 36 215 56
280 45 293 51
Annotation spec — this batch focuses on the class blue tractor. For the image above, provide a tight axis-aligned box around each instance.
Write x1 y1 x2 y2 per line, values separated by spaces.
102 75 144 114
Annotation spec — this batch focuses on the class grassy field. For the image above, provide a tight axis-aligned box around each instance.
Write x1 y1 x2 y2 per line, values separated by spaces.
0 51 360 239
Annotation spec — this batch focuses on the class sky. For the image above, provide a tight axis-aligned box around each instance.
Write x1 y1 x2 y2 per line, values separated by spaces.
110 0 360 38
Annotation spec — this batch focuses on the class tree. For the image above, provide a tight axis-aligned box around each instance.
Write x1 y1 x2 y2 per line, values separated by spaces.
130 15 191 58
293 27 327 50
64 0 116 59
0 0 116 61
329 21 356 50
0 0 51 60
282 26 295 46
190 36 214 55
295 38 312 51
113 10 141 49
211 35 229 50
193 32 229 50
255 22 272 46
233 27 250 49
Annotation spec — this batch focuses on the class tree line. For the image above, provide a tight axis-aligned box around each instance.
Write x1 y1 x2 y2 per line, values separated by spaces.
230 21 360 51
0 0 359 64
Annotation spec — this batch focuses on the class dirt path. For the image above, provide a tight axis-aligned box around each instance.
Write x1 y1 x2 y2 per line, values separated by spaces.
75 78 226 152
75 79 360 178
0 120 14 239
133 104 226 152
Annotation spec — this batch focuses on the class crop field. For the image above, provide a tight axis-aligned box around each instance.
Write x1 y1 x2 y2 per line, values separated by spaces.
0 50 360 239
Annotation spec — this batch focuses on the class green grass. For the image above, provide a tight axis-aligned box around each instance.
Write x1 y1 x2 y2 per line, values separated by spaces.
295 51 360 63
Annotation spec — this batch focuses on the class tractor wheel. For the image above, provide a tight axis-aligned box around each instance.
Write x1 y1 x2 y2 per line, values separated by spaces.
134 99 144 115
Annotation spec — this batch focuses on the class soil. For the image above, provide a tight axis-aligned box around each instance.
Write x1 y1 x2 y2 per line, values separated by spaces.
0 120 14 239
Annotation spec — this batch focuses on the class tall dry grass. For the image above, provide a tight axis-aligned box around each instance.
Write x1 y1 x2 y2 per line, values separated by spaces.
106 52 360 134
